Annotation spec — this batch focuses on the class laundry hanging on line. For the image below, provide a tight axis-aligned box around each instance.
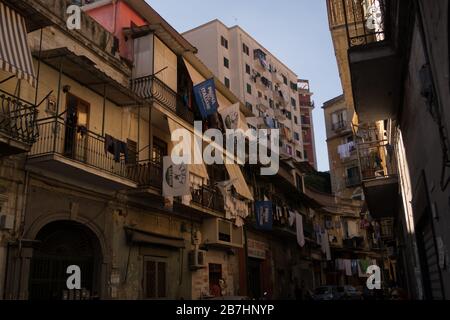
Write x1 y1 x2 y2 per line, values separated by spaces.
105 134 129 163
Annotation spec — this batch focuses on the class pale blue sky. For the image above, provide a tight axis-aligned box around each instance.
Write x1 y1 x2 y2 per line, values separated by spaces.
148 0 342 171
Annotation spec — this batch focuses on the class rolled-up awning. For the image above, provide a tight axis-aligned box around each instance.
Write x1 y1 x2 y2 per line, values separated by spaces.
125 227 185 248
0 2 36 87
225 163 254 201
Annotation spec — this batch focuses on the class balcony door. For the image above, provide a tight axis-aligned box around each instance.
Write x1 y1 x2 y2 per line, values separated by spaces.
64 94 90 162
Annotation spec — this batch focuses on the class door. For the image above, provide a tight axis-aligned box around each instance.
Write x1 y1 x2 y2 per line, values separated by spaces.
208 263 222 297
248 258 262 299
416 211 445 300
64 94 90 162
29 221 101 300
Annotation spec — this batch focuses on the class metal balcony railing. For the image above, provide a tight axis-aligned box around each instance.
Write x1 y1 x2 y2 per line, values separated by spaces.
332 120 348 131
29 117 162 188
301 116 311 125
0 89 39 145
191 184 225 213
130 75 194 123
340 0 387 48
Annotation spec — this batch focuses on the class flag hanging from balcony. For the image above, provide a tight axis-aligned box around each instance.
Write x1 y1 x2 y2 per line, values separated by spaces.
162 156 190 197
255 201 273 231
0 2 36 87
193 78 219 119
219 103 249 132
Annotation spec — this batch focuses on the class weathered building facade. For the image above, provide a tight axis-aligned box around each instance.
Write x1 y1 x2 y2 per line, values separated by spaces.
327 0 450 299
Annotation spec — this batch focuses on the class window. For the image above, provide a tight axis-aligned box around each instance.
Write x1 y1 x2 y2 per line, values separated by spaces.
296 150 303 158
294 116 298 124
246 83 252 94
245 102 253 112
285 111 292 120
221 36 228 49
223 57 229 69
286 145 293 156
269 99 274 108
144 257 167 299
258 91 262 98
152 137 167 164
243 43 249 55
282 75 288 85
304 150 308 160
224 77 230 88
245 64 251 74
332 110 347 130
290 81 298 91
294 132 300 141
291 97 297 108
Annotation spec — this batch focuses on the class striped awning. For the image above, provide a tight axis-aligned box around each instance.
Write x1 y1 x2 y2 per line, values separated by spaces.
0 2 36 87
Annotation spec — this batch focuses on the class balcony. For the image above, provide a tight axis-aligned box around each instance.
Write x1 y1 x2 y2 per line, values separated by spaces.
343 236 365 250
301 116 311 126
27 118 162 190
131 75 194 123
339 0 401 122
0 90 39 156
332 120 348 132
190 184 225 214
357 136 399 219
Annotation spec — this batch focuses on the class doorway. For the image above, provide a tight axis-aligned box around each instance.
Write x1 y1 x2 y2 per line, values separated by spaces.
248 258 262 299
28 221 102 300
64 93 90 162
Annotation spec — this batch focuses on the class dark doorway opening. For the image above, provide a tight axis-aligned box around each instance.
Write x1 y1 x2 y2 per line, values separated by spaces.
29 221 102 300
248 258 262 299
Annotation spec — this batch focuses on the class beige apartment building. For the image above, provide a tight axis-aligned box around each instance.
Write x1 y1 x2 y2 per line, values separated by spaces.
183 19 305 161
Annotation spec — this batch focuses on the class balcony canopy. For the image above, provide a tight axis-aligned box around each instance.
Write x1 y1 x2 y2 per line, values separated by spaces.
0 2 37 87
36 48 145 107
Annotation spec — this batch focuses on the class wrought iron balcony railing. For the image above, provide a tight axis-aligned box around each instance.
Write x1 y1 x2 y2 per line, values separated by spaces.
29 117 162 188
130 75 194 123
191 184 225 213
332 120 348 131
337 0 387 48
0 89 39 146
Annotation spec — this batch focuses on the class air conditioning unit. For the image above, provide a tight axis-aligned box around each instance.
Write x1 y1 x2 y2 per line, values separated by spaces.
202 218 244 248
0 214 14 230
188 249 207 270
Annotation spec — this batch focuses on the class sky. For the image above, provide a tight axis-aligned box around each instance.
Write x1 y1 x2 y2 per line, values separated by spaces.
148 0 343 171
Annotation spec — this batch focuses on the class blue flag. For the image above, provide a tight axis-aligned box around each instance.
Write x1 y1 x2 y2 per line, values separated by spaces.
255 201 273 230
193 78 219 119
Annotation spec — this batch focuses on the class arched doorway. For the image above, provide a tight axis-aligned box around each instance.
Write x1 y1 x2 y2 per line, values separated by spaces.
28 221 102 300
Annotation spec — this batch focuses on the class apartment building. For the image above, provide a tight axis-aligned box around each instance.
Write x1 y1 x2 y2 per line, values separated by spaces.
323 95 361 200
298 79 317 169
183 20 305 161
327 0 450 299
0 0 259 300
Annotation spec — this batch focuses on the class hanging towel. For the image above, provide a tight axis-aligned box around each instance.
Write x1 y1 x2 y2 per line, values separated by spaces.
321 230 331 261
344 259 352 276
288 211 296 227
296 212 305 247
